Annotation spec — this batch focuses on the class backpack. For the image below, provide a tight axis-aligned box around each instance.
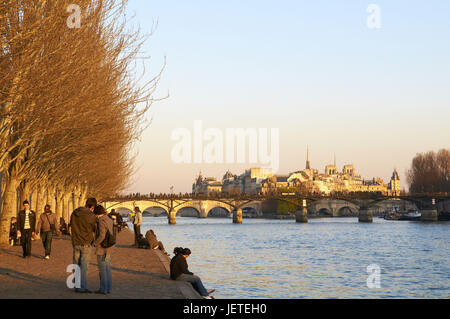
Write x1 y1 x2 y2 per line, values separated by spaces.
100 217 116 248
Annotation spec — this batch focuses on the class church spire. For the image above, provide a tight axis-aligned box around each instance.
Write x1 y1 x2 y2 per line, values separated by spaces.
306 146 311 170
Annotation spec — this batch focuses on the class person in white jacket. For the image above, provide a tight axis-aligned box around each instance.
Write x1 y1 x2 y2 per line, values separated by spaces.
133 207 142 246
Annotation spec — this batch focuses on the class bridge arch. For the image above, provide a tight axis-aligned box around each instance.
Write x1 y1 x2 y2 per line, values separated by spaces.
336 206 358 217
437 199 450 213
237 200 263 217
309 199 360 217
174 200 234 218
177 207 202 217
143 206 169 216
105 200 170 213
203 201 234 218
115 207 134 217
208 207 231 218
318 208 333 216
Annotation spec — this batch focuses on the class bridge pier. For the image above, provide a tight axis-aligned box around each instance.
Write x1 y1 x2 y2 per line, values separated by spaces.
168 209 176 225
358 207 373 223
233 208 242 224
331 203 338 217
295 207 308 223
420 209 438 222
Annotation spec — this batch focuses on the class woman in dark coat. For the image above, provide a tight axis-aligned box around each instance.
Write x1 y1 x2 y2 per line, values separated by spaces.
169 247 214 298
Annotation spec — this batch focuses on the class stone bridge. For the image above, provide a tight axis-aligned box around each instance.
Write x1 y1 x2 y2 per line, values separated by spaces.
102 195 449 224
102 199 263 224
307 199 420 217
308 199 360 217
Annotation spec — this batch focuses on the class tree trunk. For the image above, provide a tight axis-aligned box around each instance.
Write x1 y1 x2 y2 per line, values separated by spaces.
33 187 44 240
48 185 56 216
56 190 63 220
67 191 74 222
0 177 18 245
74 185 81 208
62 192 71 223
18 179 31 209
79 184 88 209
30 188 39 239
31 189 38 213
36 187 45 217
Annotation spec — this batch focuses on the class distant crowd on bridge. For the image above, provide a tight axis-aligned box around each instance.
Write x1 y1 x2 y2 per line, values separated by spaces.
109 191 450 202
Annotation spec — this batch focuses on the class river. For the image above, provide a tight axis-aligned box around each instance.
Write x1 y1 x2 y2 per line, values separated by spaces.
136 216 449 299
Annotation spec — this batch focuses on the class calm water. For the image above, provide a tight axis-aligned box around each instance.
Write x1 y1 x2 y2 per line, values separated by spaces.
137 217 450 299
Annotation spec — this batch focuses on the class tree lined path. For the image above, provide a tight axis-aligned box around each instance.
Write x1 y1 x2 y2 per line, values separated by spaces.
0 229 200 299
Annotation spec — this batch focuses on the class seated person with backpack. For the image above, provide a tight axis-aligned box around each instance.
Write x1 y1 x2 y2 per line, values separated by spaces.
137 234 150 249
59 217 69 235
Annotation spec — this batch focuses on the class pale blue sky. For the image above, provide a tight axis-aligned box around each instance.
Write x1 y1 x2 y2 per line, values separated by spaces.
124 0 450 194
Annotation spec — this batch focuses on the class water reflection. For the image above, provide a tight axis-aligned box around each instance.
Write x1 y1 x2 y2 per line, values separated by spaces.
139 217 450 299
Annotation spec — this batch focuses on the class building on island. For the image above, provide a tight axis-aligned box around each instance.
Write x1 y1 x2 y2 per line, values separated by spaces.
192 172 223 196
192 148 401 196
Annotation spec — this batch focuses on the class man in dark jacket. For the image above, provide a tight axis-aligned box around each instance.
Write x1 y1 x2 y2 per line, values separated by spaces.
16 200 36 258
36 204 59 259
69 198 97 293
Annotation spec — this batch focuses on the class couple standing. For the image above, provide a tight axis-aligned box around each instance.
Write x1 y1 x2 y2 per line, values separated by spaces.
69 198 114 294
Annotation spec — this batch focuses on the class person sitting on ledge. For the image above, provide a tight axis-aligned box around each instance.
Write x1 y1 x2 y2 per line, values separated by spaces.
145 229 168 256
170 247 215 299
137 234 149 249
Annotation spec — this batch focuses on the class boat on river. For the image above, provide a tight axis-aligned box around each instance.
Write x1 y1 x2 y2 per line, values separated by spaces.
383 209 421 221
398 211 421 221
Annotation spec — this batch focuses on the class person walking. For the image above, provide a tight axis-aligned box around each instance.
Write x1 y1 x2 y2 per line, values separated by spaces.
170 247 215 299
69 198 98 293
94 205 115 295
133 207 142 246
16 200 36 258
36 204 59 259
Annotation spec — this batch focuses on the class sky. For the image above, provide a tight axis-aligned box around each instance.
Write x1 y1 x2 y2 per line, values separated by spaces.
122 0 450 194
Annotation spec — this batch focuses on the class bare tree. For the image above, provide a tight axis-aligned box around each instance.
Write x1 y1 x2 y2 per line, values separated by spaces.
407 149 450 194
0 0 164 244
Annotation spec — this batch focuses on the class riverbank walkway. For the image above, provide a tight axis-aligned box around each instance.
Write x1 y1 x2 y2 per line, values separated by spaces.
0 229 201 299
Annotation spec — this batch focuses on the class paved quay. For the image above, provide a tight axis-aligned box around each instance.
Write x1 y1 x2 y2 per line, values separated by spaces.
0 229 201 299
